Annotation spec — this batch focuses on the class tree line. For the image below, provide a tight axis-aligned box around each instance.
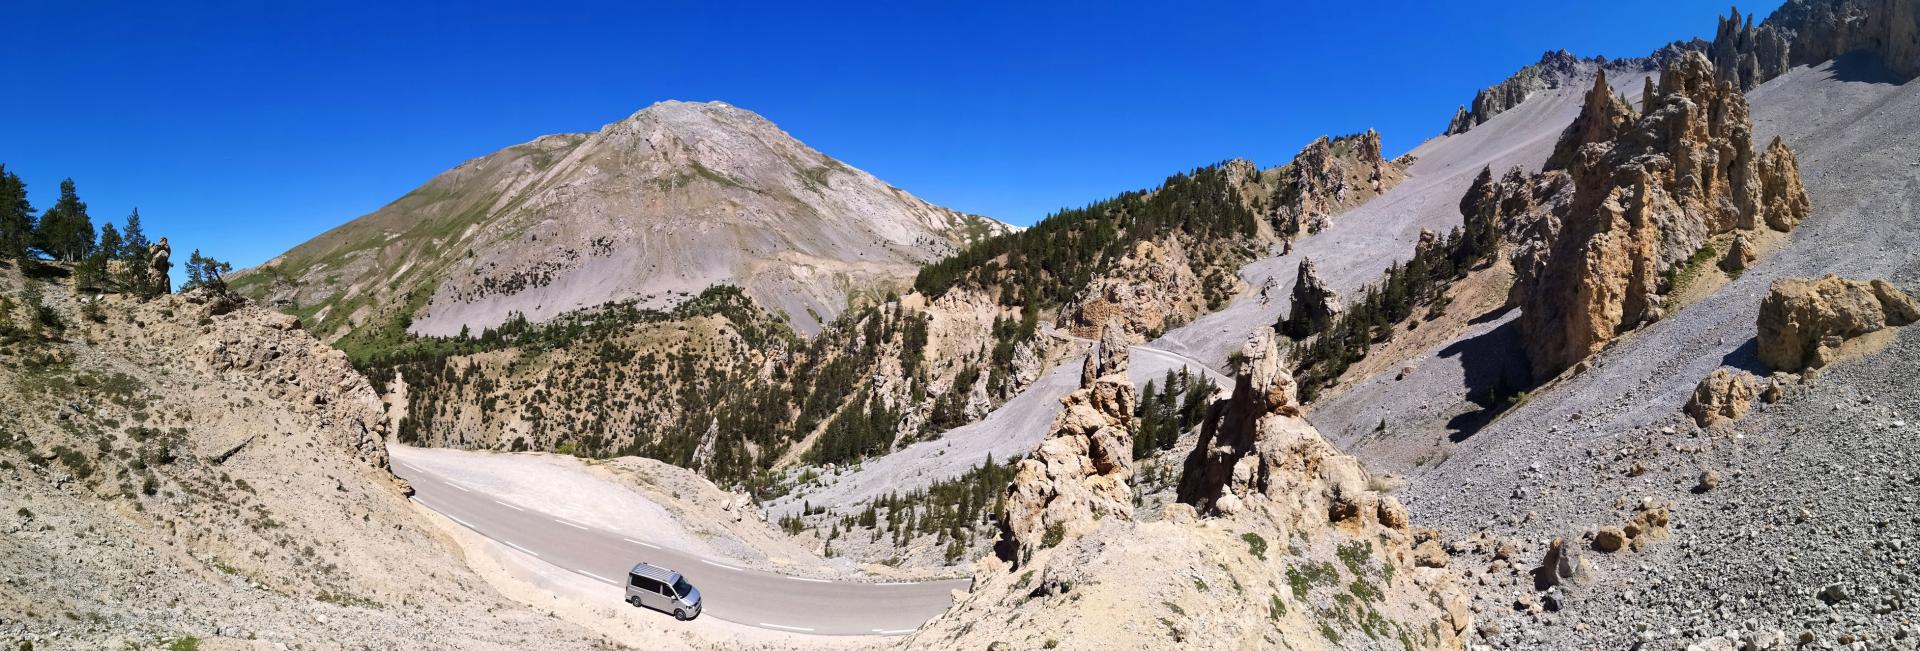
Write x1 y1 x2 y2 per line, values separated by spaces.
913 163 1259 310
2 163 229 296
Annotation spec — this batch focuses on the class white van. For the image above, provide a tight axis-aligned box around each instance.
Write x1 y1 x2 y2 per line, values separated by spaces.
625 562 703 621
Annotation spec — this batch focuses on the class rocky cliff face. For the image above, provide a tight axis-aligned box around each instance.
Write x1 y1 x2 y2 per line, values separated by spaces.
237 100 1009 340
1444 49 1698 136
1058 239 1204 342
1711 0 1920 89
1500 53 1812 380
994 321 1137 568
1269 130 1408 236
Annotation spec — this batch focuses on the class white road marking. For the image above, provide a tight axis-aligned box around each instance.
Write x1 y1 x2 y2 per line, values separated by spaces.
785 576 831 583
446 514 475 529
446 481 471 493
623 538 660 549
573 569 618 585
700 559 743 571
493 500 524 511
872 628 916 635
557 519 589 531
503 541 541 557
878 582 914 586
760 623 815 632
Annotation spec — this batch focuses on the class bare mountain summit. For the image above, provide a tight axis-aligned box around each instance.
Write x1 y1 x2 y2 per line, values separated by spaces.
239 100 1009 341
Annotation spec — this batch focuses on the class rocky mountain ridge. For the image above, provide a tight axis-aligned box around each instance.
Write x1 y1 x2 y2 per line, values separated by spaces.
1444 48 1700 136
1710 0 1920 89
237 100 1008 345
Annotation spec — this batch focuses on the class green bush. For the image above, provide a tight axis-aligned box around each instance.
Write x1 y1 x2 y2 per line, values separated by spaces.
1241 532 1268 560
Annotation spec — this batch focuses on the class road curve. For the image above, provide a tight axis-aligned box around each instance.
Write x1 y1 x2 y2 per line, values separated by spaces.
391 460 970 636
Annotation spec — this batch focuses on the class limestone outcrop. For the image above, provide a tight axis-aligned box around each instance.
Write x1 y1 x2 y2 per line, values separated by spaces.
994 320 1137 568
1710 1 1920 89
923 329 1469 650
1281 257 1342 338
1271 130 1407 235
1685 368 1761 428
1756 275 1920 371
1176 332 1386 530
1447 50 1587 136
1060 239 1203 341
1709 6 1794 89
1501 53 1812 380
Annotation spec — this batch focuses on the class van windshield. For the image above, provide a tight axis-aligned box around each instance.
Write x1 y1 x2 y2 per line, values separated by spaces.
672 577 693 597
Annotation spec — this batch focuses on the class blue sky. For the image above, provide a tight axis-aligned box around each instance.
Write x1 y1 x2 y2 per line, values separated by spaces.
1 1 1777 272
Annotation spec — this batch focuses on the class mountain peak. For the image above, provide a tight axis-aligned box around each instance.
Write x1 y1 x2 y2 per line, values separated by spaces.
238 102 1010 341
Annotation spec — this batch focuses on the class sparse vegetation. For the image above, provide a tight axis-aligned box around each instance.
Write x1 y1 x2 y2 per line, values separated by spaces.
1041 523 1066 549
1287 219 1501 402
1241 532 1268 560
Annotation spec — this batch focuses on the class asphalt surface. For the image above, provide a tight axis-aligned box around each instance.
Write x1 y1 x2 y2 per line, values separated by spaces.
390 459 971 636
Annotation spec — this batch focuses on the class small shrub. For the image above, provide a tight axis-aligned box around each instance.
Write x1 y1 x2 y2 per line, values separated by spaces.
1241 532 1268 560
1336 540 1375 576
1040 523 1065 548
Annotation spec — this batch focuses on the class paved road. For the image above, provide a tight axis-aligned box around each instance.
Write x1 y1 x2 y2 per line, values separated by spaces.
390 460 970 636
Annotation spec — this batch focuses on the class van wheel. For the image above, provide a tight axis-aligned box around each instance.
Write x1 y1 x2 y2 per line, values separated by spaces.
626 596 640 607
674 609 688 621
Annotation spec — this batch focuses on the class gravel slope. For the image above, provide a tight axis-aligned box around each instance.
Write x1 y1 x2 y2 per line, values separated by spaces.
1388 56 1920 648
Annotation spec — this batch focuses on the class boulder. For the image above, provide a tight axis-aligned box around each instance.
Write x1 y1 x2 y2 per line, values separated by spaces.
1695 469 1721 493
1685 368 1760 427
1591 526 1628 553
1757 275 1920 371
1720 232 1757 272
1533 537 1593 590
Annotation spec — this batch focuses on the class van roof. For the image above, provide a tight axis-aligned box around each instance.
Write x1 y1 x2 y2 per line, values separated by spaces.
629 562 681 583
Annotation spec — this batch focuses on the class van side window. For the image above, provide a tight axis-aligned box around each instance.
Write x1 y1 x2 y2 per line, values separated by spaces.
658 580 675 596
629 574 644 588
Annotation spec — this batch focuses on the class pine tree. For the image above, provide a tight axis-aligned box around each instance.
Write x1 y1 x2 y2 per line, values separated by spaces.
96 222 122 262
121 208 150 258
0 165 34 262
34 178 94 262
183 249 232 294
